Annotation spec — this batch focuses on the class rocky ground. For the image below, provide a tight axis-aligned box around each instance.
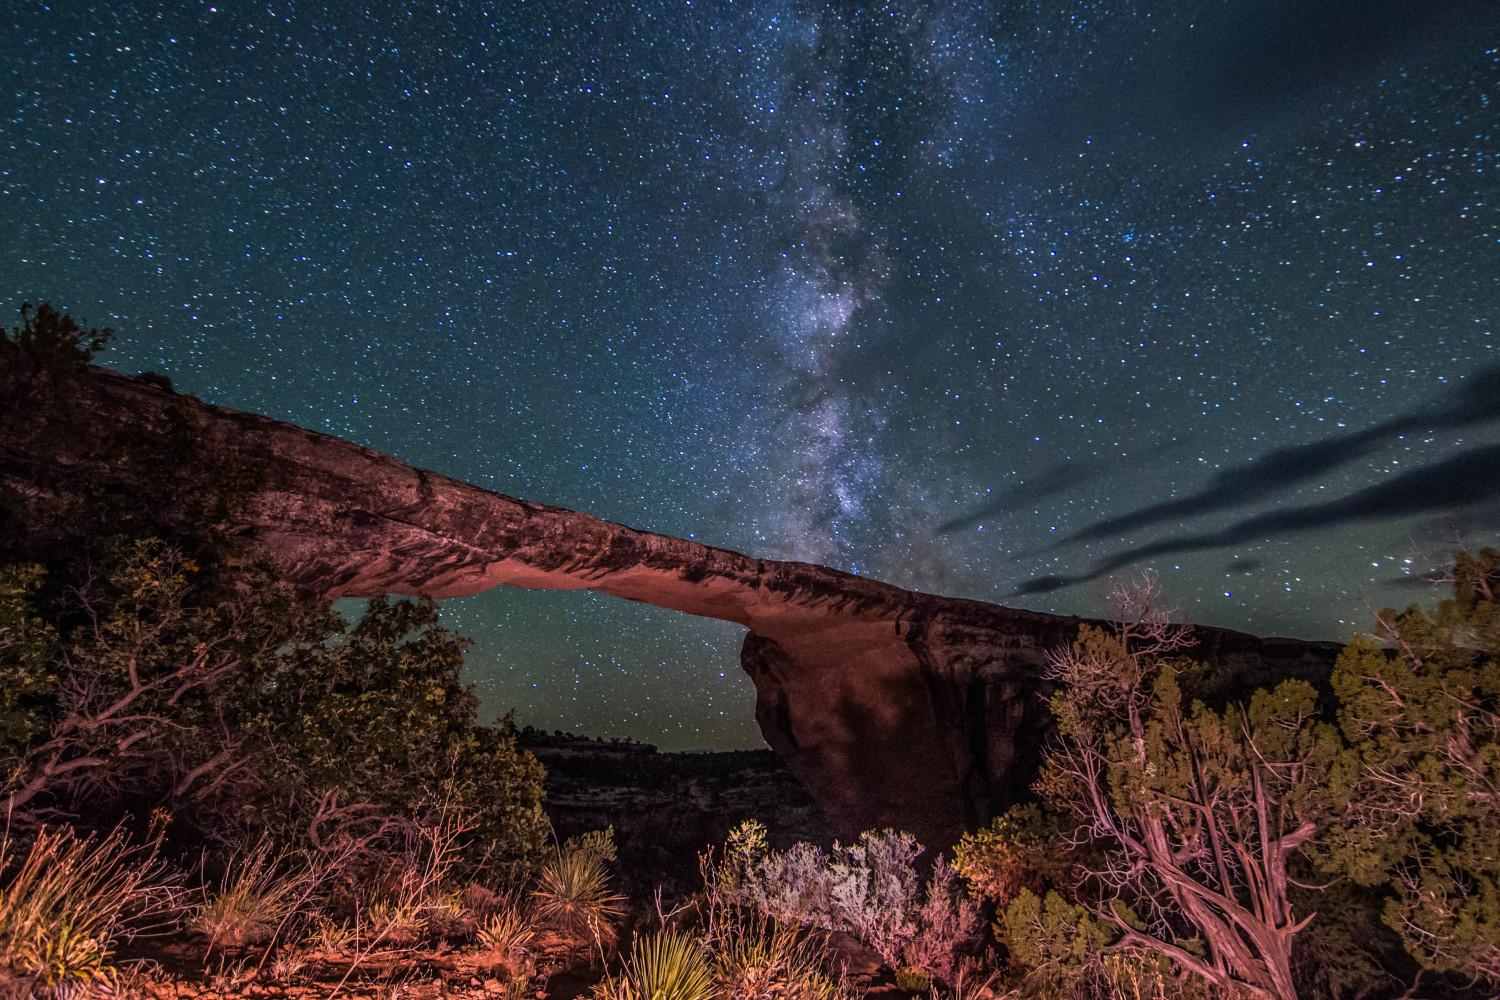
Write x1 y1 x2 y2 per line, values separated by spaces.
101 929 592 1000
94 922 895 1000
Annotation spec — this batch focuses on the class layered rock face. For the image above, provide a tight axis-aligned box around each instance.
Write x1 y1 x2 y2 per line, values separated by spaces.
1 367 1342 846
516 730 832 894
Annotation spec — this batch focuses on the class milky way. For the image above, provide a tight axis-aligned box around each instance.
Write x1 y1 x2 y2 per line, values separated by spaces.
4 1 1498 747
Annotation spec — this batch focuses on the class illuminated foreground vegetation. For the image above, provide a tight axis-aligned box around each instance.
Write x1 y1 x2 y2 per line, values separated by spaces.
4 305 1500 999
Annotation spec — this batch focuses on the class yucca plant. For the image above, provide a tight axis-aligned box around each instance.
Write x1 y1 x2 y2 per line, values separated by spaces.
0 826 174 998
362 898 423 949
532 839 624 953
478 908 535 955
596 930 715 1000
189 840 312 950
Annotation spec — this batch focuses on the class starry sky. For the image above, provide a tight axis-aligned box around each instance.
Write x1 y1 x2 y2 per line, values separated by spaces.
5 1 1498 749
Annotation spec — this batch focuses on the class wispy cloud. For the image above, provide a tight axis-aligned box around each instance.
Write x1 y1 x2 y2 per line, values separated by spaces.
1015 443 1500 595
1052 365 1500 548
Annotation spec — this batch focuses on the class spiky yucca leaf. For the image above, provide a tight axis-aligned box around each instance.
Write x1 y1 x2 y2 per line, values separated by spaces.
597 930 715 1000
532 849 624 945
479 909 535 954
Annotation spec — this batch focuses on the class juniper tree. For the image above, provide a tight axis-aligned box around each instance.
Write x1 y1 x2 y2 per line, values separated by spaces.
1329 548 1500 981
1021 580 1355 1000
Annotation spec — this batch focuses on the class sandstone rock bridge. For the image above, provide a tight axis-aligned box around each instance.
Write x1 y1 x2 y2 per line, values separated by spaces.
5 369 1341 847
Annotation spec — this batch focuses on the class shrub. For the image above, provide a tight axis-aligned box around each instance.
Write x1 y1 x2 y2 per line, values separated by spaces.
1001 889 1111 975
1329 547 1500 982
953 803 1070 913
253 595 550 864
0 565 58 754
0 537 549 867
825 829 923 967
901 857 982 984
724 822 983 984
742 841 833 929
0 301 111 372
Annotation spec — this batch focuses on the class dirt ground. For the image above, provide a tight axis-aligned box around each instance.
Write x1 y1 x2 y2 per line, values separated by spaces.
93 925 898 1000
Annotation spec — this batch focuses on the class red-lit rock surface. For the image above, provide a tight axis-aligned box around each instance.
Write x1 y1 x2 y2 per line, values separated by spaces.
2 367 1342 846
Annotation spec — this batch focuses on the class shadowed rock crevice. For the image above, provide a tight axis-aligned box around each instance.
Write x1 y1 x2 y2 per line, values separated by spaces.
0 367 1343 846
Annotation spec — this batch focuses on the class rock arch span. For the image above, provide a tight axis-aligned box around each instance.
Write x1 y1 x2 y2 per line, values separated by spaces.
3 368 1341 846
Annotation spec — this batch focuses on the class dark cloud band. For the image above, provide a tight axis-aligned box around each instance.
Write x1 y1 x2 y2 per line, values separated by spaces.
1057 365 1500 547
1016 443 1500 595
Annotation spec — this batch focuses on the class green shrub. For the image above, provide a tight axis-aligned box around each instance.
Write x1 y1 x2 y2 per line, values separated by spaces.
953 803 1069 913
1328 547 1500 982
252 594 549 865
0 535 549 869
0 564 57 753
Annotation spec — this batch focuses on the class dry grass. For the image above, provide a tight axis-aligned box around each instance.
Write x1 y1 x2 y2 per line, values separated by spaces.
0 825 175 999
266 944 310 985
713 918 846 1000
189 840 313 951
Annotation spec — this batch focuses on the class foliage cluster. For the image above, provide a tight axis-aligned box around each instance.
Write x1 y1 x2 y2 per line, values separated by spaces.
595 825 859 1000
718 821 983 986
0 537 549 867
956 556 1500 1000
1328 547 1500 979
0 303 560 994
0 824 176 998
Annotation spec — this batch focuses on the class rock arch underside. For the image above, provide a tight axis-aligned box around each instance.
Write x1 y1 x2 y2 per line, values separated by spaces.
3 368 1342 847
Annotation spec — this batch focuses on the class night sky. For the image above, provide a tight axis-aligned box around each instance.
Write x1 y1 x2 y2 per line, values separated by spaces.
5 2 1498 749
